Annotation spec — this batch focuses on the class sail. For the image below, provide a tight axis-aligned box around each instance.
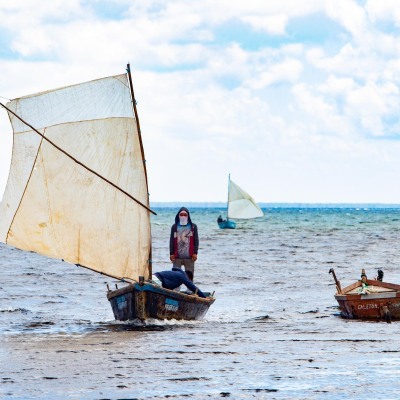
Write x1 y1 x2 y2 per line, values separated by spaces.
227 179 263 219
0 74 151 281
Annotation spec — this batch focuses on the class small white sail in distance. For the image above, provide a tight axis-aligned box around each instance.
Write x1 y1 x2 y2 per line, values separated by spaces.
227 179 264 219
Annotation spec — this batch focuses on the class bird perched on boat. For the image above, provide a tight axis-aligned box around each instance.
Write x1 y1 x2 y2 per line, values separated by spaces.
376 269 384 281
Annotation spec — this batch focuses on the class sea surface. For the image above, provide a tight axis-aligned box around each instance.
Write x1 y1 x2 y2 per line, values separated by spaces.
1 206 400 399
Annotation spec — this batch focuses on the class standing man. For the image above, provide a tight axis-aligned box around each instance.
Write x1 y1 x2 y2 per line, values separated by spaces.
169 207 199 281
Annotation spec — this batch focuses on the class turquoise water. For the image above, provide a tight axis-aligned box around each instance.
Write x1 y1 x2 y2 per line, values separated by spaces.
1 207 400 399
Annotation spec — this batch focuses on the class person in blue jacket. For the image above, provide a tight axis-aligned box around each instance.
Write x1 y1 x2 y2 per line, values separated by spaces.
153 267 206 298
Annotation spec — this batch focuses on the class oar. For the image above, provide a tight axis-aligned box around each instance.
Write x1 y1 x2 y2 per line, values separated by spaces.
329 268 343 294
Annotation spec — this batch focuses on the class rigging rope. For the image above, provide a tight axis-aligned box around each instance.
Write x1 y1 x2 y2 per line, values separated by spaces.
0 101 157 216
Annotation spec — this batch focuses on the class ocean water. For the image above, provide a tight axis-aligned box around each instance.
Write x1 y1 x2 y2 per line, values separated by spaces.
1 206 400 399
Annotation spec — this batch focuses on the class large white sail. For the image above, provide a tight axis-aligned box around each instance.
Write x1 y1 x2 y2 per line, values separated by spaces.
227 179 263 219
0 74 151 281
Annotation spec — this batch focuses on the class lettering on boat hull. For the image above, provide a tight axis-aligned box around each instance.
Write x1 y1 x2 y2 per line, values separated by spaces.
357 303 378 310
337 298 400 320
116 295 127 310
165 298 179 312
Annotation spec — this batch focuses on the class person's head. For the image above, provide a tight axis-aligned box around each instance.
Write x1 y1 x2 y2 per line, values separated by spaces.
175 207 192 226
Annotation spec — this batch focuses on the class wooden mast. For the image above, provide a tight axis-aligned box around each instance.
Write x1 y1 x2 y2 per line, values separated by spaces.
126 63 148 188
126 63 153 277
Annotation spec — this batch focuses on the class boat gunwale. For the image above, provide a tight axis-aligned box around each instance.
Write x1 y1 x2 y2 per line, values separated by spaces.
335 280 400 301
335 292 400 301
107 281 215 304
340 279 400 295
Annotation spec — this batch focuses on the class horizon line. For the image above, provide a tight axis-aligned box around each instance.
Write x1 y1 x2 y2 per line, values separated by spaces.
150 201 400 208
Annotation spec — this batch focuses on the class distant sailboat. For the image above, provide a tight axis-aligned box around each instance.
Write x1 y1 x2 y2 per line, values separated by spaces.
217 175 264 229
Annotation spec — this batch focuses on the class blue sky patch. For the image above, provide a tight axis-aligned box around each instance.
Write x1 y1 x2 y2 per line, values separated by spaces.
374 19 400 36
0 29 15 59
218 75 242 90
213 19 288 50
148 63 205 73
83 0 129 20
287 12 349 46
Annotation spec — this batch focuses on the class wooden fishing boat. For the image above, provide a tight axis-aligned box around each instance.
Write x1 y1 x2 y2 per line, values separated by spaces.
329 268 400 322
108 280 214 321
218 174 263 229
0 64 215 322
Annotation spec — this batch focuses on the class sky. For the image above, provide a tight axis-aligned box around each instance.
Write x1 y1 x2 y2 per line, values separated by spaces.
0 0 400 204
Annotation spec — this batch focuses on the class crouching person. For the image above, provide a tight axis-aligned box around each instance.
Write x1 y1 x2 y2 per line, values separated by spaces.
152 267 206 298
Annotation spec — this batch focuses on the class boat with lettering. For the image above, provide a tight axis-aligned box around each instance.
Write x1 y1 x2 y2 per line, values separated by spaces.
0 64 215 322
108 279 214 321
329 268 400 322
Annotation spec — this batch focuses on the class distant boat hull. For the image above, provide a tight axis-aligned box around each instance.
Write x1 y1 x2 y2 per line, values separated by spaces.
107 282 215 321
218 220 236 229
334 279 400 321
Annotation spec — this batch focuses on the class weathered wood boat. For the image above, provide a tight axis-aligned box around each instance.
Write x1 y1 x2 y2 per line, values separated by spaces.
108 280 214 321
329 268 400 322
218 174 263 229
0 64 215 322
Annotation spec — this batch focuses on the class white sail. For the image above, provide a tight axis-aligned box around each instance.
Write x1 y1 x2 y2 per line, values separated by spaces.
0 74 151 281
227 179 263 219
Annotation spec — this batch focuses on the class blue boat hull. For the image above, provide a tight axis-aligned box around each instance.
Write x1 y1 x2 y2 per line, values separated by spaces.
218 220 236 229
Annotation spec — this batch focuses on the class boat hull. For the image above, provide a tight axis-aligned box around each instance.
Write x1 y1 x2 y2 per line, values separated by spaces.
107 282 215 321
329 269 400 322
218 220 236 229
335 292 400 320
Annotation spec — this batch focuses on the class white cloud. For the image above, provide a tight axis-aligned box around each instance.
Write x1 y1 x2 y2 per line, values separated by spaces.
366 0 400 24
345 80 399 136
325 0 368 41
246 58 303 89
